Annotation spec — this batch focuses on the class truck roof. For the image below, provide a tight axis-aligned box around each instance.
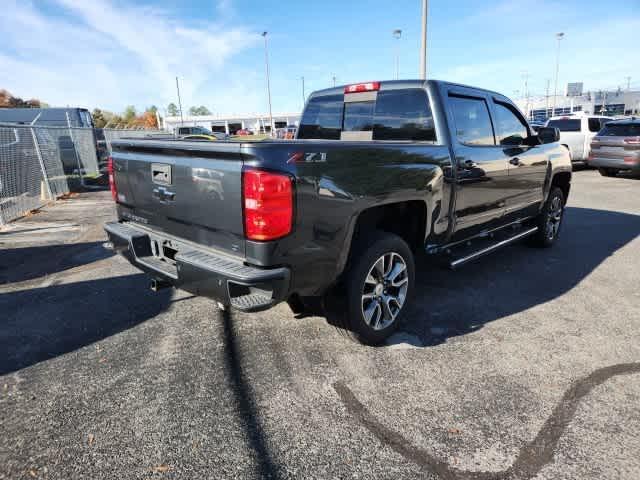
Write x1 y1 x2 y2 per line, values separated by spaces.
308 79 507 99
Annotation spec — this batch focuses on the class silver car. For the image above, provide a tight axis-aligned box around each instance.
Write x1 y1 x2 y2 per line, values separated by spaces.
588 119 640 177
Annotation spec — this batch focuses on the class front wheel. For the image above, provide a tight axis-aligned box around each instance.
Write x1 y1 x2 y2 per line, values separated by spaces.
529 187 565 248
344 232 415 345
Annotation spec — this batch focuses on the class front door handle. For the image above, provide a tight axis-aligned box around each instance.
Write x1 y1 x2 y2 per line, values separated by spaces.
509 157 521 166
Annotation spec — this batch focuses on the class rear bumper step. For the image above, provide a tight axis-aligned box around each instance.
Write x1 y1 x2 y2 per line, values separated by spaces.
104 221 290 312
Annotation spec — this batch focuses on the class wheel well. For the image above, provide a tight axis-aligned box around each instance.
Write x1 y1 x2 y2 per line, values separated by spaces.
351 201 427 253
551 172 571 204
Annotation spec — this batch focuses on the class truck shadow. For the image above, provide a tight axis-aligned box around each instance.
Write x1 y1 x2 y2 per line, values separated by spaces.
0 273 172 375
0 241 114 284
405 206 640 346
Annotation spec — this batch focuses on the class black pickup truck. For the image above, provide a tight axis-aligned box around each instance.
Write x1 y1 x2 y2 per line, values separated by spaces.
105 80 571 344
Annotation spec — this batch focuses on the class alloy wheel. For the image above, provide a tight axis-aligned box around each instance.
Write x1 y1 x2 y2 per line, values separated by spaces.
361 252 409 331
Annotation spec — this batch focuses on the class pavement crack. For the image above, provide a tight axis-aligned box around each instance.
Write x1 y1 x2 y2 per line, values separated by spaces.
334 362 640 480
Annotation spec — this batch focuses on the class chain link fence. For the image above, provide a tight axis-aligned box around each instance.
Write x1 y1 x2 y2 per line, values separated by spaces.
0 124 166 225
1 124 100 225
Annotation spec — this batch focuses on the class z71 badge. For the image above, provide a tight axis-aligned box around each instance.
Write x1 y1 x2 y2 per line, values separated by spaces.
287 151 327 164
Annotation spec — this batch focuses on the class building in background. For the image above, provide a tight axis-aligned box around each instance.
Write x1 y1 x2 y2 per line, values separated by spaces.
516 84 640 122
163 112 301 135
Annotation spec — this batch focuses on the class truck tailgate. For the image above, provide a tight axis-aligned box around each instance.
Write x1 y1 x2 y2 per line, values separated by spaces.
111 140 246 257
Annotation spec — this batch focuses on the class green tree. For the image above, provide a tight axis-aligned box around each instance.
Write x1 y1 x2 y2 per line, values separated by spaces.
167 103 179 116
92 108 107 128
189 105 211 116
123 105 137 124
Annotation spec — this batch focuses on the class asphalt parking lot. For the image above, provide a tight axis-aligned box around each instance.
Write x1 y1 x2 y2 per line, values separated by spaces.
1 169 639 480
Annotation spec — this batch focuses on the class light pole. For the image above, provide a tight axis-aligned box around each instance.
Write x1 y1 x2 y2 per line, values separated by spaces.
261 31 275 137
521 70 530 119
393 29 402 80
552 32 564 117
419 0 428 79
175 76 184 126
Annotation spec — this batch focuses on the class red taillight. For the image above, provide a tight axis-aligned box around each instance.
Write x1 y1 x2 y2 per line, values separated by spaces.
623 137 640 145
344 82 380 94
107 156 117 202
243 169 293 241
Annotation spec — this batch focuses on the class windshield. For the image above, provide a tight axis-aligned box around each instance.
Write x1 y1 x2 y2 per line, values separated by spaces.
547 119 581 132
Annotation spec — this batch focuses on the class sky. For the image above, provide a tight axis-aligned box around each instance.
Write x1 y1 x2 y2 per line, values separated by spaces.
1 0 639 116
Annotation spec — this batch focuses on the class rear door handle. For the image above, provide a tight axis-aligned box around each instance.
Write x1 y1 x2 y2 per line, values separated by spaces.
509 157 521 166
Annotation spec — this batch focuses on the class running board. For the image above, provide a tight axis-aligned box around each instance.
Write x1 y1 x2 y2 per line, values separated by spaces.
448 226 538 270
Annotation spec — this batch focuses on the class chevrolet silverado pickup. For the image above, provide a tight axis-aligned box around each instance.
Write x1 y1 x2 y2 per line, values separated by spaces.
104 80 571 345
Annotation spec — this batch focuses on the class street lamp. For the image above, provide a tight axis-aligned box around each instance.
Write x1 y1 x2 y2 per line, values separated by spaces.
552 32 564 117
261 31 275 137
393 29 402 80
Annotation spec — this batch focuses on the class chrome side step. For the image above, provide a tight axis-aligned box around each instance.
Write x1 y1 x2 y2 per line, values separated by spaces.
448 226 538 270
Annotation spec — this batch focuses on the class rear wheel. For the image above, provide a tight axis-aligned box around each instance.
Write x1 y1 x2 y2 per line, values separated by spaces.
529 187 565 248
343 232 415 345
598 168 619 177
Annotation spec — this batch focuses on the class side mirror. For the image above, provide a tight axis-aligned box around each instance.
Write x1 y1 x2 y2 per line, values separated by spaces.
537 127 560 144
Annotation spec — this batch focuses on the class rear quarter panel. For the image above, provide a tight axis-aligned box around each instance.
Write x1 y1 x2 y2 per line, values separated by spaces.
242 141 453 295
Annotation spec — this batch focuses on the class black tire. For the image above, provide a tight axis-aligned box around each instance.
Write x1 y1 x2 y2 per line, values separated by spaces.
529 186 565 248
598 168 618 177
341 231 415 345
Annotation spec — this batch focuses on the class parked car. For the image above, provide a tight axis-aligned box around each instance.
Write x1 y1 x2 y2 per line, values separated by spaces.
277 126 298 139
105 79 571 345
176 126 207 136
545 113 614 163
588 118 640 177
234 129 254 136
181 133 229 142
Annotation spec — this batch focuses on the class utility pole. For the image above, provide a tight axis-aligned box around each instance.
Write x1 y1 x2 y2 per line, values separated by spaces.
521 71 530 119
552 32 564 117
393 29 402 80
261 31 275 137
301 76 305 108
175 76 184 125
545 79 551 119
419 0 428 80
332 75 336 87
625 76 631 91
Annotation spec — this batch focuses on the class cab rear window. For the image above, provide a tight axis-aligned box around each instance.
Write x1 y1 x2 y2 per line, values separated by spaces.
547 119 581 132
298 88 436 142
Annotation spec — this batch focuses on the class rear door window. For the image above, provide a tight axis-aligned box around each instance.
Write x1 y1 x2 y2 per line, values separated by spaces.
547 119 581 132
449 95 495 146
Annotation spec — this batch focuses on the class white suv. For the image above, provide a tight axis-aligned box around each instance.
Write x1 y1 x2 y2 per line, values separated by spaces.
545 114 614 163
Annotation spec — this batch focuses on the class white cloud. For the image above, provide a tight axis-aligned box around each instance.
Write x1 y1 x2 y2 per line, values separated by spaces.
0 0 261 113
